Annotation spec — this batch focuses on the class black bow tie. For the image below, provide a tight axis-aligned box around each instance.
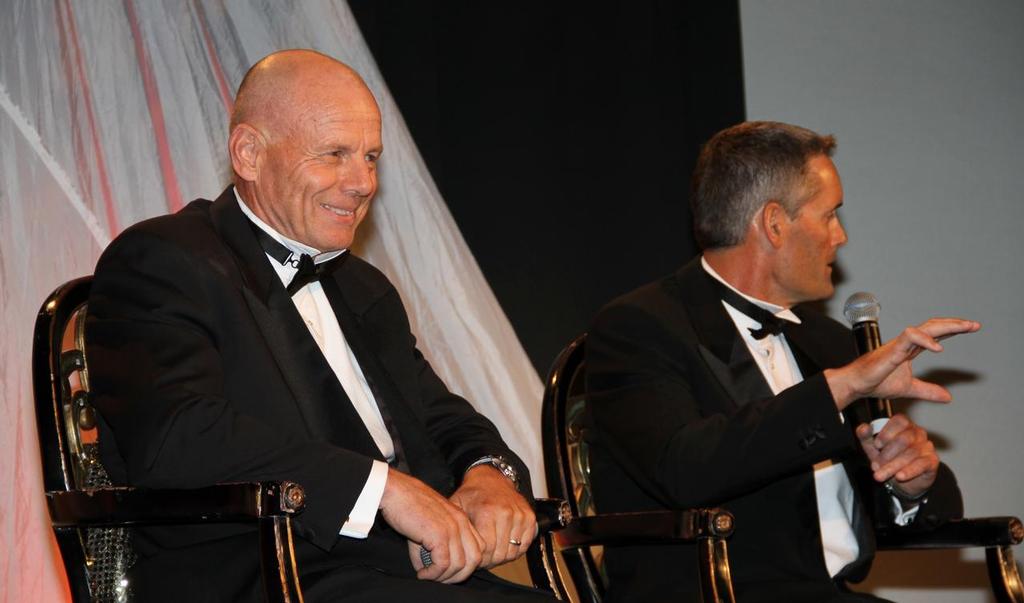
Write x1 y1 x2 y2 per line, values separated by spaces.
250 223 346 295
709 278 788 340
286 253 341 295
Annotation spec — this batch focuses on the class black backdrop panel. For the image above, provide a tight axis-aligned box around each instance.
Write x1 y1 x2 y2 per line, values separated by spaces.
350 1 745 375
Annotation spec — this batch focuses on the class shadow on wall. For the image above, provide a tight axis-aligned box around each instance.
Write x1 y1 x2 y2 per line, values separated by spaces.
859 549 1014 596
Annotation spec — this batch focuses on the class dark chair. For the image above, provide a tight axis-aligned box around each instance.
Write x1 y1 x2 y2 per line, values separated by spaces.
875 519 1024 601
541 335 736 603
543 333 1024 603
34 276 571 602
34 276 306 602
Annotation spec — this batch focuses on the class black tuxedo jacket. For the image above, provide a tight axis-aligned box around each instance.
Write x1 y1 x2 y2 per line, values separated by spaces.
584 258 961 603
86 188 529 596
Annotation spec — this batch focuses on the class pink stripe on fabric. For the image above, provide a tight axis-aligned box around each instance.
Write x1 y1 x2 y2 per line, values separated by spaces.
193 0 234 116
123 0 184 213
63 0 121 235
54 0 94 216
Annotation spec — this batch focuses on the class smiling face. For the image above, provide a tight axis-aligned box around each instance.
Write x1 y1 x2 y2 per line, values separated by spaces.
231 53 383 252
773 154 848 304
256 96 381 251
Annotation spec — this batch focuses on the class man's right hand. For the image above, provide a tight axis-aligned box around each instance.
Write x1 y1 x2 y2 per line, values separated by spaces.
825 317 981 410
378 468 485 584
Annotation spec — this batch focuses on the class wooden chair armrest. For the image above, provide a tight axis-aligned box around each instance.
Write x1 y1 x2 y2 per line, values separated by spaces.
534 497 571 533
877 516 1024 550
554 507 734 549
46 481 305 528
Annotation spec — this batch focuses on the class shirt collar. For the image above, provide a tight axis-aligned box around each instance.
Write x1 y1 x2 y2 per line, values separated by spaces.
234 188 346 266
701 256 801 324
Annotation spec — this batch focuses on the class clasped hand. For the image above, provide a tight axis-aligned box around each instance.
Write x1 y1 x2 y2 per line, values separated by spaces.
379 465 534 584
450 465 537 568
855 413 937 497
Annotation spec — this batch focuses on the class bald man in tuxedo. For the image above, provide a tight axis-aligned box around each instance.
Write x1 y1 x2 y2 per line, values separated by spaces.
87 50 552 602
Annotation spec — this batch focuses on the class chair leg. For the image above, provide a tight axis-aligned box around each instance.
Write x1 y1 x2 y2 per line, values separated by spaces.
526 532 570 600
558 547 604 603
55 528 92 603
697 537 736 603
259 517 304 603
712 539 736 603
987 545 1024 603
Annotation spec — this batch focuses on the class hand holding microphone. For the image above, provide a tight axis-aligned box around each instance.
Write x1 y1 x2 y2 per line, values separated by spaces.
843 292 893 435
839 292 980 498
824 295 980 411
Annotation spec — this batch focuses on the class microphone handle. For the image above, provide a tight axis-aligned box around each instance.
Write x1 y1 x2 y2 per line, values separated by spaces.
851 320 893 430
852 318 909 498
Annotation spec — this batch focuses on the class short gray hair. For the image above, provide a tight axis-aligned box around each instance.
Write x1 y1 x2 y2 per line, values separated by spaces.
691 121 836 250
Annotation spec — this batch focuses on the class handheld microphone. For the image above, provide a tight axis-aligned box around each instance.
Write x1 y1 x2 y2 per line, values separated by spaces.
843 292 893 434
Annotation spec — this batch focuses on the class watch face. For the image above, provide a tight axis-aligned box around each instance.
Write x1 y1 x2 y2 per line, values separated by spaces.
469 456 518 489
493 458 518 486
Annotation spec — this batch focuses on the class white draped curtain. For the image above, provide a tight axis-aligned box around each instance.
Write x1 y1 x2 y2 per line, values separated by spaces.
0 2 544 599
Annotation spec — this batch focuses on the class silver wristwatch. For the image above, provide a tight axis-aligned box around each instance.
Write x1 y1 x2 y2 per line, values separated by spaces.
466 455 519 490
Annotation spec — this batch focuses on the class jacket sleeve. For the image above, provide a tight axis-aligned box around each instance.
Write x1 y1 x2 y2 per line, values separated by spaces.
367 286 532 495
868 462 963 528
87 229 374 551
417 346 532 495
585 300 858 508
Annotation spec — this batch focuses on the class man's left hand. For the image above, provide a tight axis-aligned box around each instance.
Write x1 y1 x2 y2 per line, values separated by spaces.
450 465 536 568
856 413 939 498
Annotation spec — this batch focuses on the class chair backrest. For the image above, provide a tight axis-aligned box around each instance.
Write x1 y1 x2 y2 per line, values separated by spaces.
33 276 94 494
541 334 606 602
33 276 135 602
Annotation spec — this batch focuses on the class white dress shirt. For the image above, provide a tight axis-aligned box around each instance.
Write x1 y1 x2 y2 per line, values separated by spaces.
701 258 916 577
237 193 389 539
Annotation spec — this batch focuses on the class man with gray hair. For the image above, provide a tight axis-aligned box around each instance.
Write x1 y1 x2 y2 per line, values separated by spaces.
585 121 974 602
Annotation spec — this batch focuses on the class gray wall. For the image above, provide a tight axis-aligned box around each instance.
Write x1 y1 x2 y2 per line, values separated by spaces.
740 1 1024 601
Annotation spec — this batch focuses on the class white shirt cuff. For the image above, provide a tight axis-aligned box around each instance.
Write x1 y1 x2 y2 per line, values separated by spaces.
339 460 389 538
890 495 921 526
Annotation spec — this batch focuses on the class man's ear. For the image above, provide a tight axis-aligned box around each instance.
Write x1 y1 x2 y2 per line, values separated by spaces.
229 124 263 182
761 200 788 249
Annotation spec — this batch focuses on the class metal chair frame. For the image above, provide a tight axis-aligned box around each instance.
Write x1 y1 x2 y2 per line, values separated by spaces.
33 277 305 602
876 517 1024 602
541 335 736 603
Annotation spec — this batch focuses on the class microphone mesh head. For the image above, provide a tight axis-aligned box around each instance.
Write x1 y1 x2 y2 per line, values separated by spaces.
843 292 880 325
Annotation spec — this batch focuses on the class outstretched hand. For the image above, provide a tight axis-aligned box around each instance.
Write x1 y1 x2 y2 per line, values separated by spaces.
826 317 980 410
450 465 536 568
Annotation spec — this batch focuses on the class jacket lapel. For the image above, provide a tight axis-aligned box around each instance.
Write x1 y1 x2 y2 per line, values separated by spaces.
785 309 853 374
787 307 878 573
208 189 382 457
319 276 408 469
320 271 453 492
669 259 773 407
